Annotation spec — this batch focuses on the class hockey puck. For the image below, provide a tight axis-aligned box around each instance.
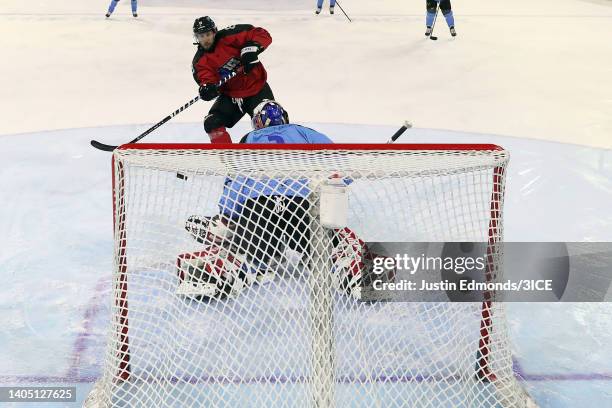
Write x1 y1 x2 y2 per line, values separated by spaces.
430 36 438 41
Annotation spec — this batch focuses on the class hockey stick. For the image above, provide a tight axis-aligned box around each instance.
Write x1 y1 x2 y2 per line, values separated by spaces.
90 71 240 152
335 0 352 23
386 120 412 143
429 4 440 41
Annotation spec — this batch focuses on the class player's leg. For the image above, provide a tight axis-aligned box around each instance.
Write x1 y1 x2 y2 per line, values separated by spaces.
106 0 119 17
183 195 367 300
204 94 243 143
182 195 293 294
283 197 311 256
232 195 311 279
425 0 437 36
315 0 323 14
179 195 311 300
263 199 369 300
243 83 275 119
440 0 456 34
181 214 260 300
131 0 137 17
233 195 284 270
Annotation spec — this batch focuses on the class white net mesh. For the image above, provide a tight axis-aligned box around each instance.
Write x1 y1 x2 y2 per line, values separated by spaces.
87 144 536 408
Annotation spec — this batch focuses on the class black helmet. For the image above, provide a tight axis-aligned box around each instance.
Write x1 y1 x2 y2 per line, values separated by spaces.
193 16 217 34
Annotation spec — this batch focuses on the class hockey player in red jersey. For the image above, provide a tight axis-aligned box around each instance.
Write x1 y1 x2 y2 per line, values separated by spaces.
191 16 277 144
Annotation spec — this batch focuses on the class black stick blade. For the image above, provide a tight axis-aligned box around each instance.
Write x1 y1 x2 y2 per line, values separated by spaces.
91 140 119 152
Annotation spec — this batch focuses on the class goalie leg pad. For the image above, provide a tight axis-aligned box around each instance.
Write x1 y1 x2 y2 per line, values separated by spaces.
185 214 234 246
331 227 370 300
176 246 259 300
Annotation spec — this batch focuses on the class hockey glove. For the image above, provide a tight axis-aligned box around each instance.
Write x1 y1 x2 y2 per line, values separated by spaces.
240 41 261 73
199 83 219 101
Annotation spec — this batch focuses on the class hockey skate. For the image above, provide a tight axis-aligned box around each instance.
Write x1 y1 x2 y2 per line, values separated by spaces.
425 26 433 37
105 12 111 18
450 26 457 37
132 13 138 18
315 7 322 15
330 6 335 14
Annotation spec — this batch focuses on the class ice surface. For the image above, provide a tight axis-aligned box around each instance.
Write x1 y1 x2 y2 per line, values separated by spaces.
1 0 611 406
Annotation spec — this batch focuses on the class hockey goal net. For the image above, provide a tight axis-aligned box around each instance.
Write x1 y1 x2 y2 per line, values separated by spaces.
87 143 536 408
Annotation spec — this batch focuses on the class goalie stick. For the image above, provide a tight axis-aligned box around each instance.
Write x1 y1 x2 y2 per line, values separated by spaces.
90 71 240 152
387 120 412 143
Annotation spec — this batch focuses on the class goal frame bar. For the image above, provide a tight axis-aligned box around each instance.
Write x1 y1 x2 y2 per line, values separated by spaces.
117 143 504 151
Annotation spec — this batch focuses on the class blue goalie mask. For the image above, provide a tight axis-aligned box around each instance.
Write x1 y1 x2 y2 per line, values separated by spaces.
251 100 289 130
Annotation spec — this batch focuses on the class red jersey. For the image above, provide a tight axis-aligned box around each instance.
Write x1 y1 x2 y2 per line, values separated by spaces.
192 24 272 98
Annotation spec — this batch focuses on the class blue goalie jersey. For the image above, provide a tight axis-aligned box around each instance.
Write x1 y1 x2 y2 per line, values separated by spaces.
219 124 333 218
242 124 333 144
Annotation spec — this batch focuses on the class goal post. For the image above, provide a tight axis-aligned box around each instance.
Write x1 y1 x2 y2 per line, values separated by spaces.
86 143 537 408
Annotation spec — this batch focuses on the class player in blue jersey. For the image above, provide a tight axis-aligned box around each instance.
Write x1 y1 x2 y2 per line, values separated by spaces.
105 0 137 18
178 101 366 301
315 0 336 15
426 0 456 37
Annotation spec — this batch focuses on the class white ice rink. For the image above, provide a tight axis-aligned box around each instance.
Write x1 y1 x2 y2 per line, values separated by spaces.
1 0 611 406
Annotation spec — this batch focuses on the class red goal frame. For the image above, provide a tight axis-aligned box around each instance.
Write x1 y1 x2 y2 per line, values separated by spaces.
109 143 505 383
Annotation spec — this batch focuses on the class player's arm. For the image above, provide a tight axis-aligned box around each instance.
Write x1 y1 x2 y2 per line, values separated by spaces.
194 60 221 101
221 24 272 73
